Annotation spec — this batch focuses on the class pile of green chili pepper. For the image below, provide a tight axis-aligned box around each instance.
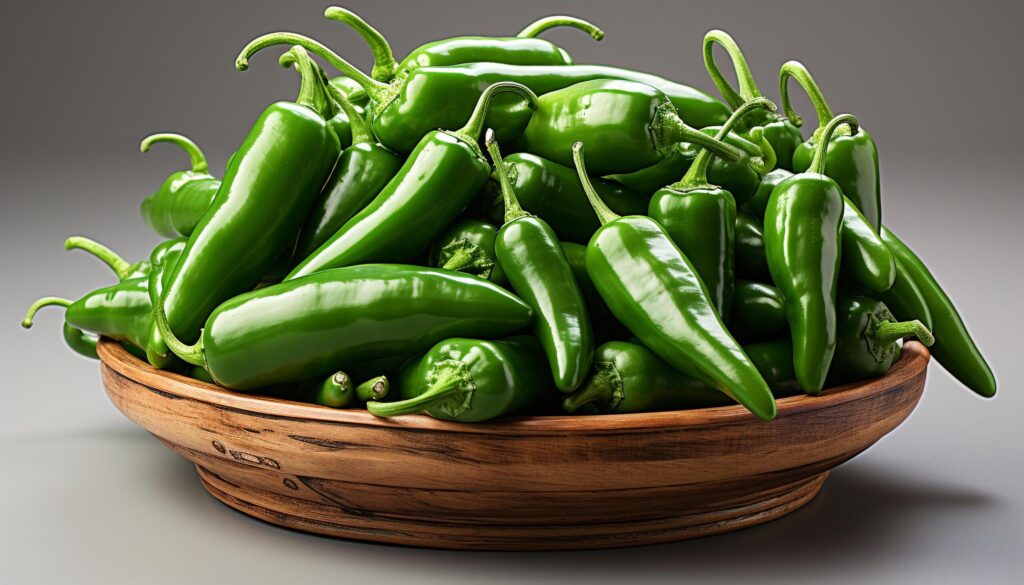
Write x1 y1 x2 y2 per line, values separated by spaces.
23 9 996 424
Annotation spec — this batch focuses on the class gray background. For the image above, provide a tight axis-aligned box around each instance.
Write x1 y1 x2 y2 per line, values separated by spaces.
2 0 1021 583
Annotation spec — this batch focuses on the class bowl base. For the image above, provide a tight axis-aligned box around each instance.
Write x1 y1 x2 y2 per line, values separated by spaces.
195 464 828 551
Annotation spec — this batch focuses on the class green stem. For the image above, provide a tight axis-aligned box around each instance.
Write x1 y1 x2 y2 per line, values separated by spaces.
22 297 72 328
703 30 761 109
356 376 390 402
809 113 859 174
153 301 206 367
236 32 390 104
454 82 538 145
324 77 372 144
323 6 398 82
562 362 620 413
572 142 619 226
671 97 775 191
876 320 934 347
654 103 741 162
485 129 530 223
140 133 209 174
779 60 835 135
279 46 334 117
64 236 133 280
366 364 473 417
517 16 605 40
746 127 777 175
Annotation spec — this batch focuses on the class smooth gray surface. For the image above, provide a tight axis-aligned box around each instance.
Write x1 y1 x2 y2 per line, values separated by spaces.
1 1 1021 583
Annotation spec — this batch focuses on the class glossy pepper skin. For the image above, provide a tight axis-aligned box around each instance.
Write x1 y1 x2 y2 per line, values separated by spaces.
827 294 934 386
156 264 533 391
481 153 648 244
730 280 787 343
287 82 537 279
743 339 801 396
429 218 507 286
559 242 630 343
734 210 770 281
764 114 856 393
876 256 933 331
880 227 996 397
368 337 553 422
291 81 403 263
782 61 881 232
703 30 803 171
649 98 777 320
143 238 186 368
572 142 776 420
488 130 594 393
523 79 742 175
161 46 340 345
139 133 220 238
325 7 604 82
563 341 733 414
745 168 895 293
236 33 729 153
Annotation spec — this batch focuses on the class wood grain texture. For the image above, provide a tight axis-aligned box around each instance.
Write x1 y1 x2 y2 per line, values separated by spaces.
97 339 930 550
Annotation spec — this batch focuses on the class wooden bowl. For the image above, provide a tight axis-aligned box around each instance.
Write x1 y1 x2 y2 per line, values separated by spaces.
98 339 930 551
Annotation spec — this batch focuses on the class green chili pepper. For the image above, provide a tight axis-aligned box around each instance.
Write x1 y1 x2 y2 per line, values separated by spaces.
481 153 648 244
291 80 403 264
827 294 934 386
880 227 996 397
572 142 776 420
325 7 603 82
743 339 801 396
731 280 787 343
703 30 803 171
744 168 895 293
488 130 594 393
138 133 221 238
563 341 734 414
22 298 100 360
143 238 186 368
734 210 770 281
236 33 729 154
26 279 153 353
291 371 371 408
429 218 507 285
875 256 933 331
161 46 341 345
329 76 369 107
64 236 150 280
649 98 776 320
367 336 553 422
524 79 742 175
559 242 630 343
287 82 537 279
155 264 533 391
781 61 882 232
764 114 857 394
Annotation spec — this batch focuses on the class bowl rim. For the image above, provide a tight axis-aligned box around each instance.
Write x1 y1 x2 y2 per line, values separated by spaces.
98 339 929 435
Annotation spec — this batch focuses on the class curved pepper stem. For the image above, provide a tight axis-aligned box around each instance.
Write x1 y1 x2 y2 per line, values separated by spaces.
278 46 336 118
671 97 776 191
366 363 474 418
323 75 373 144
153 301 206 368
64 236 134 280
453 82 538 145
236 32 391 105
355 375 390 402
323 6 398 82
876 319 935 347
654 103 742 162
779 60 836 139
140 133 209 174
21 296 72 328
809 114 860 175
517 16 605 40
562 362 620 413
572 142 620 226
703 30 762 110
485 129 530 223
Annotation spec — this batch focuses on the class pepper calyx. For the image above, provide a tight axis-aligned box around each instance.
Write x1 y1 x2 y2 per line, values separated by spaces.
562 361 624 413
439 238 495 279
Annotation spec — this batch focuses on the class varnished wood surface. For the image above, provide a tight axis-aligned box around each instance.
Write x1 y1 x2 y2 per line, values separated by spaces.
98 340 930 550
